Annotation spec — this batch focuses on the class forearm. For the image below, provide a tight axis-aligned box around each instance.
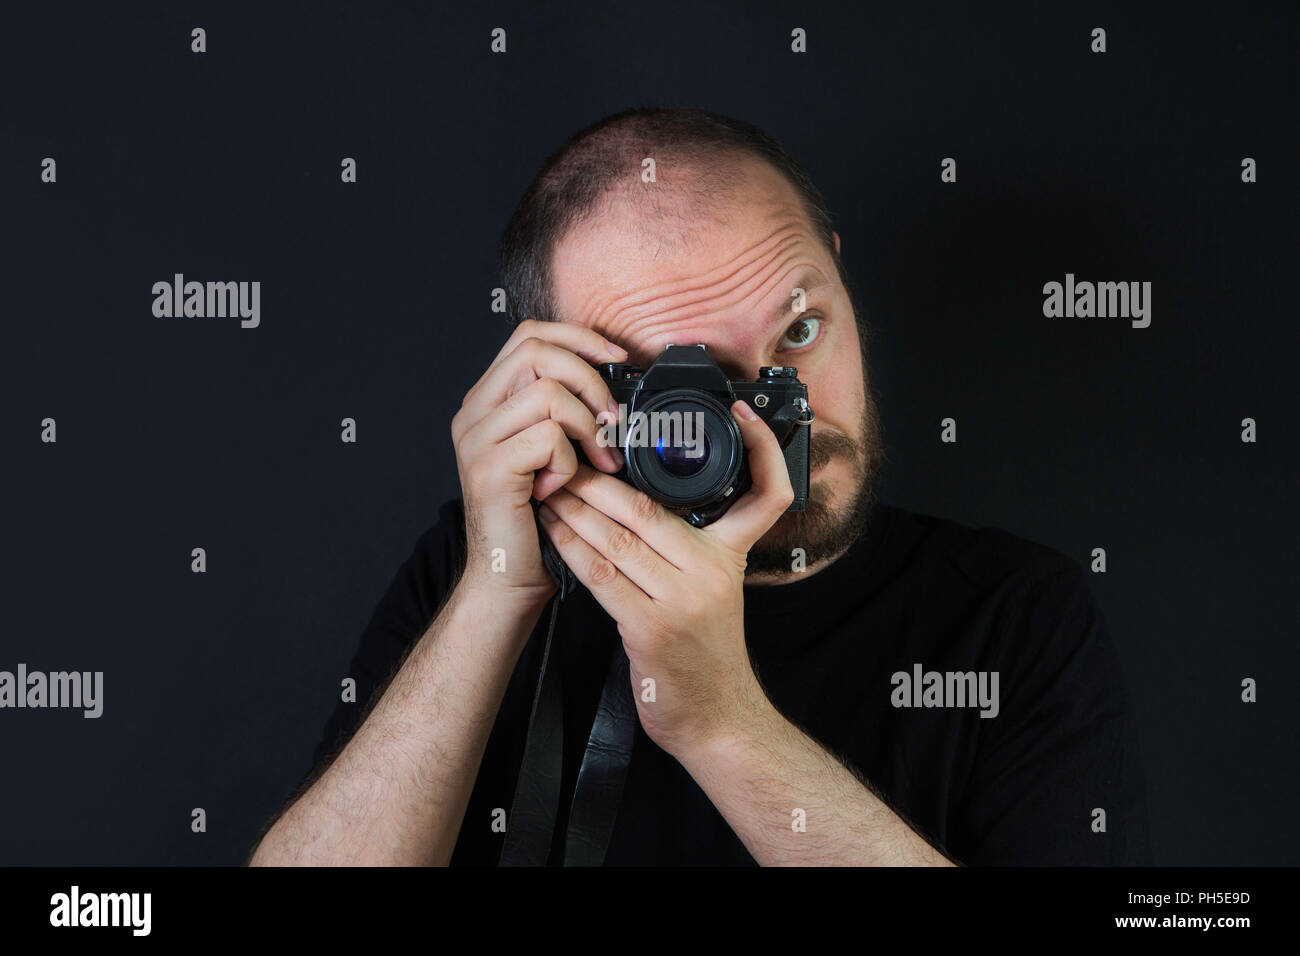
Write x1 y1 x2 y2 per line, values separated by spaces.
250 581 545 866
679 691 956 866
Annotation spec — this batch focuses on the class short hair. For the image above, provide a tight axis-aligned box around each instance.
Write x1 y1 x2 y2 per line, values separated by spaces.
498 105 859 334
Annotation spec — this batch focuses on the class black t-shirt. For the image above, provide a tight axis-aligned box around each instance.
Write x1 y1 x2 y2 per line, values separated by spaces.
308 498 1152 866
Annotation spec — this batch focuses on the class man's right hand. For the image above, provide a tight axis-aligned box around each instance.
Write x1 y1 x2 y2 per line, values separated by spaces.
450 319 628 609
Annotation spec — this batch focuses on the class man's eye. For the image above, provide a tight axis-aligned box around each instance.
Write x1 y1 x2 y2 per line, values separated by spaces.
779 316 821 350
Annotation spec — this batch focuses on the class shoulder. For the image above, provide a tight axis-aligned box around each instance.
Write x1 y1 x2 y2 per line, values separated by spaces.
896 508 1123 707
879 505 1115 687
894 504 1081 588
878 508 1148 863
876 504 1089 625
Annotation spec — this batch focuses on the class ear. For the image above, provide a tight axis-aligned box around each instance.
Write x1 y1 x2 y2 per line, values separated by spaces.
832 231 841 255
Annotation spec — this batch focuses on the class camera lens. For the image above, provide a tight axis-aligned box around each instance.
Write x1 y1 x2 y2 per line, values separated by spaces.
654 430 709 477
624 390 742 509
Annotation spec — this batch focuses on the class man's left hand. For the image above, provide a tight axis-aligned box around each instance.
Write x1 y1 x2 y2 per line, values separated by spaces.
537 400 794 761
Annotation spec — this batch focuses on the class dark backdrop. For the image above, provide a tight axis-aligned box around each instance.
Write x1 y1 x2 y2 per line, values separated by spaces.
2 0 1295 865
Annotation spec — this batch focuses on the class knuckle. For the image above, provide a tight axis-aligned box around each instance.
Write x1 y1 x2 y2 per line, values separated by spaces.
631 492 661 524
607 525 638 556
518 336 546 361
505 379 538 415
539 376 567 404
540 418 567 444
499 386 524 414
587 556 619 586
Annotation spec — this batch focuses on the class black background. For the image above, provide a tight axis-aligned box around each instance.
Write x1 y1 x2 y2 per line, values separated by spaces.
1 0 1295 865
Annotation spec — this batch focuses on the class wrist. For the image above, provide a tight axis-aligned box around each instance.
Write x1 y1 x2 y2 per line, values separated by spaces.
676 671 781 773
448 574 554 648
454 563 556 615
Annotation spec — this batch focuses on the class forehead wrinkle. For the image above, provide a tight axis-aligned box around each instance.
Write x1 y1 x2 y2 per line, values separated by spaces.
582 217 815 343
573 218 795 327
633 257 831 357
613 234 803 338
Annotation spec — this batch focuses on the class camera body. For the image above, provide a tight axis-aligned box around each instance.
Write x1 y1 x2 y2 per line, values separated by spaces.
595 344 812 527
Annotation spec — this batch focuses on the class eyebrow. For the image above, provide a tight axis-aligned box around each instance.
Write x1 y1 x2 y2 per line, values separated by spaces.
772 269 829 325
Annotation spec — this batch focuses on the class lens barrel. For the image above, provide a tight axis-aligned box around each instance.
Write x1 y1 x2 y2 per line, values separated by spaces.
623 389 743 509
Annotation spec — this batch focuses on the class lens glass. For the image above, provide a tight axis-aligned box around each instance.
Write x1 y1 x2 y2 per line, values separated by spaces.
654 430 709 477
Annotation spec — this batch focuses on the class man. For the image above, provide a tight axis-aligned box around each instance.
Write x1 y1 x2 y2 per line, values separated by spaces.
250 106 1151 866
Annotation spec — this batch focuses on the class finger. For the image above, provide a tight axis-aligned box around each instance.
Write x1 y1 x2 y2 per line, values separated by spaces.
706 401 796 553
463 337 620 434
487 319 627 374
486 418 580 500
562 463 701 569
465 377 623 473
543 487 679 598
537 499 653 619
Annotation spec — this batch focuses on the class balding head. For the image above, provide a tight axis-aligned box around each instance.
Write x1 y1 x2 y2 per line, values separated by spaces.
499 107 847 331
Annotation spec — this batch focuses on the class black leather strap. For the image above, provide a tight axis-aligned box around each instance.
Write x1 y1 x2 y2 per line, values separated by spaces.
497 593 565 867
499 513 633 866
563 643 637 866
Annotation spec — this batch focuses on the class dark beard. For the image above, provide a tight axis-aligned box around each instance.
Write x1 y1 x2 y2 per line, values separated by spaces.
742 379 884 579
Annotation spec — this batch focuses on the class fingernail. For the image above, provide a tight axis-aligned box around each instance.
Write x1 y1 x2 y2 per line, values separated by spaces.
733 401 759 422
608 448 625 470
607 342 628 359
538 503 559 523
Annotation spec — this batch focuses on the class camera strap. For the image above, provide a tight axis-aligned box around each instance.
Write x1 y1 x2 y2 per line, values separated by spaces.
497 591 565 867
498 523 636 866
565 640 636 865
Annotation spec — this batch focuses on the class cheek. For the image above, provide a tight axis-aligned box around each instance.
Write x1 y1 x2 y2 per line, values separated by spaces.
804 351 864 432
